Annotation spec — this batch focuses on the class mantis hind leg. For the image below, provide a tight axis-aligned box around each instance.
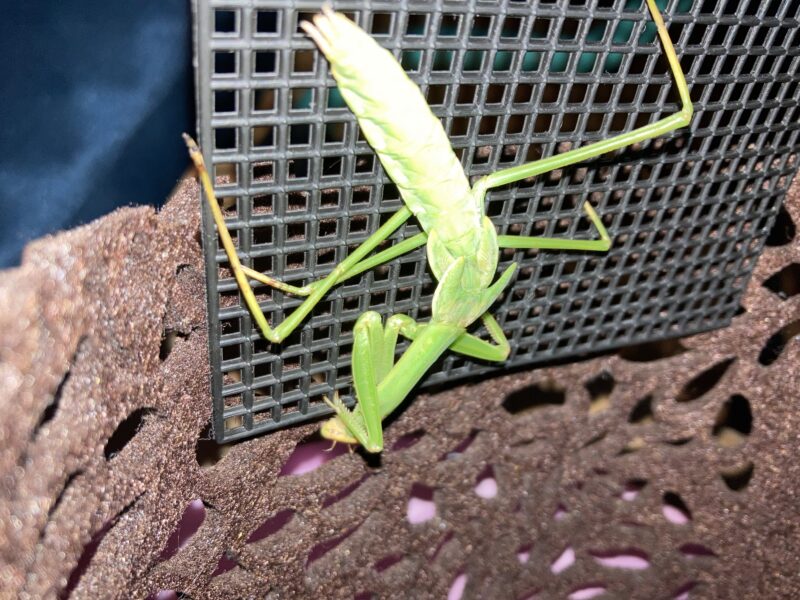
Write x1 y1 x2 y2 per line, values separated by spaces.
470 0 692 202
185 134 416 343
241 231 428 296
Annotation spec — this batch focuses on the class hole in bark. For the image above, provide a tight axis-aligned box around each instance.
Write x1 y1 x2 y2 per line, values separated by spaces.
618 338 686 362
36 371 70 437
517 543 533 563
758 320 800 366
720 462 754 491
407 483 436 524
502 382 566 414
374 553 404 572
306 523 360 565
672 581 697 599
195 423 239 468
391 429 425 451
568 585 607 599
279 432 348 476
159 499 206 561
247 508 294 543
34 338 86 440
443 428 480 459
60 496 139 598
432 531 454 560
104 407 156 459
60 518 116 598
676 358 736 402
765 204 795 246
662 492 692 524
621 479 647 501
628 394 654 423
354 592 373 600
679 543 717 558
147 593 194 600
474 465 497 498
159 330 189 361
550 546 575 574
582 431 606 448
618 436 646 455
322 474 370 508
146 592 178 600
585 371 615 414
762 263 800 299
553 503 568 520
590 548 650 570
211 550 239 577
713 394 752 446
45 470 83 528
448 571 468 600
664 436 693 446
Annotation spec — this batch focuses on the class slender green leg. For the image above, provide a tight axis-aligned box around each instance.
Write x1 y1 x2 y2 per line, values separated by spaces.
323 312 464 451
185 133 416 343
240 232 428 296
391 313 511 362
498 201 611 252
323 310 407 451
324 312 510 451
470 0 692 204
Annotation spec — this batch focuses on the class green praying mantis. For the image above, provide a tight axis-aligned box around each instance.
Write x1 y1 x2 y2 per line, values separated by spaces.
185 0 692 453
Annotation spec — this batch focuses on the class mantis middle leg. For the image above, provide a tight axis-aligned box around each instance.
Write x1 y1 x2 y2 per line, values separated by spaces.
498 201 611 252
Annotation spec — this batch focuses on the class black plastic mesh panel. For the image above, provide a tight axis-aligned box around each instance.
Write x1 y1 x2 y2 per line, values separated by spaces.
192 0 800 443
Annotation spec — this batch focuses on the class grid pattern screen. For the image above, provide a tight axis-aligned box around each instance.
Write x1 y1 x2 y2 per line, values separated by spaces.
193 0 800 442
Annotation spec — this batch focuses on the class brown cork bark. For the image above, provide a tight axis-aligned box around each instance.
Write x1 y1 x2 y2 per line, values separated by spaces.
0 175 798 599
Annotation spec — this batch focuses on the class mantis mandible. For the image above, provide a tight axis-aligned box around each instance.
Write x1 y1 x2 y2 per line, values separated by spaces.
185 0 692 453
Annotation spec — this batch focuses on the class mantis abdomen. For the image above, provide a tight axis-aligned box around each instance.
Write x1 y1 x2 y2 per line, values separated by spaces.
301 10 482 246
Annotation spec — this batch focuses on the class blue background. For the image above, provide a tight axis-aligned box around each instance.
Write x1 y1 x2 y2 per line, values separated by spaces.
0 1 194 268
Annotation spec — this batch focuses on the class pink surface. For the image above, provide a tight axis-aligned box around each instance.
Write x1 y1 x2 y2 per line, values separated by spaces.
278 436 348 476
550 546 575 574
447 573 468 600
474 475 497 499
568 585 607 599
148 438 700 597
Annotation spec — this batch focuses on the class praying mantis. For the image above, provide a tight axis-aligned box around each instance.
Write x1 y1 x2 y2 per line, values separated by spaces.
185 0 692 453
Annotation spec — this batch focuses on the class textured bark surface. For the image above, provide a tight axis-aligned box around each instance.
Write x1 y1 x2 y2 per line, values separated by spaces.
0 176 798 599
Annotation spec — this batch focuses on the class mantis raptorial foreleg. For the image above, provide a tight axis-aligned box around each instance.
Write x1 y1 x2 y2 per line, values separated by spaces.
322 311 512 450
391 313 511 362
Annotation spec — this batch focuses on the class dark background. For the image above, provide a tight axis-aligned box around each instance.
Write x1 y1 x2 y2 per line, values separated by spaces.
0 1 195 268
